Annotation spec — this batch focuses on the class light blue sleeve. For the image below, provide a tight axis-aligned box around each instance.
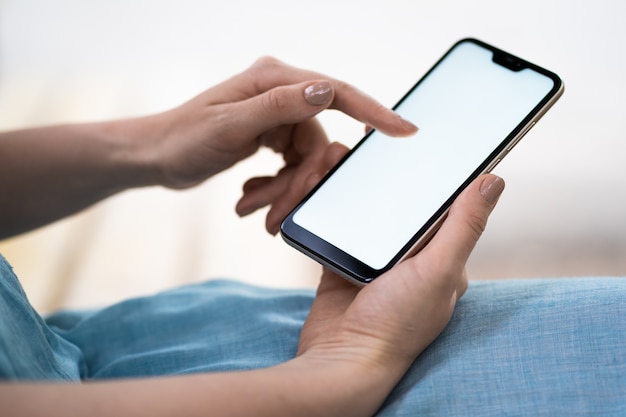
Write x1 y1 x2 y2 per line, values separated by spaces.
0 255 84 380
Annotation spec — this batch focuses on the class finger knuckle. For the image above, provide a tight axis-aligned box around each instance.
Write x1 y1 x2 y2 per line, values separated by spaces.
333 79 352 93
262 88 291 113
252 55 281 70
405 253 463 299
465 210 488 242
333 79 367 103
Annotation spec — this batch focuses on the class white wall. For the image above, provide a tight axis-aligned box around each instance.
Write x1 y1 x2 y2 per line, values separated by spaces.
1 0 625 311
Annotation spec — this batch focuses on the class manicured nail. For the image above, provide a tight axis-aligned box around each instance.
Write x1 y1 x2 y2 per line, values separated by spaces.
398 114 419 132
479 175 505 205
237 205 254 217
304 81 333 106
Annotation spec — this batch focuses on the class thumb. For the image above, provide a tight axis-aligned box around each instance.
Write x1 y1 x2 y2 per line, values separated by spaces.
384 174 504 301
229 80 335 135
425 174 505 268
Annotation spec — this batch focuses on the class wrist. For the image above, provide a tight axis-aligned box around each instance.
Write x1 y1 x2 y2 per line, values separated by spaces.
97 115 168 189
126 105 237 190
283 348 408 417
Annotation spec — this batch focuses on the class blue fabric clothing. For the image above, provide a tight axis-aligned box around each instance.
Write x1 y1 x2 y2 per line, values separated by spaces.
382 278 626 416
1 253 625 415
0 254 311 380
0 255 84 380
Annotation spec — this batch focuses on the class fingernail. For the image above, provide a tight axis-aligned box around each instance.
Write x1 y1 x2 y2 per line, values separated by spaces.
398 114 419 132
235 203 253 217
304 81 333 106
479 175 505 205
237 205 254 217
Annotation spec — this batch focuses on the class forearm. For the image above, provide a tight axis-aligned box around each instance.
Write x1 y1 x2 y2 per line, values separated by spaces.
0 356 403 417
0 58 419 240
0 118 160 239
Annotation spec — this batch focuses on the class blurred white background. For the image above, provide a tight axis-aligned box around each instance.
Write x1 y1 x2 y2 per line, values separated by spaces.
1 0 625 313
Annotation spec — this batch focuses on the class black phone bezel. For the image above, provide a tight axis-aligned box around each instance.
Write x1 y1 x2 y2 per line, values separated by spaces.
280 38 563 284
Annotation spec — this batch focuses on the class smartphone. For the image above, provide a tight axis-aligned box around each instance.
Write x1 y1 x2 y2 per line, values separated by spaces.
280 38 564 285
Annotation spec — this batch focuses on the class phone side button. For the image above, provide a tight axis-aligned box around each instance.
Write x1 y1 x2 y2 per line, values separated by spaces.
485 158 502 172
506 121 536 152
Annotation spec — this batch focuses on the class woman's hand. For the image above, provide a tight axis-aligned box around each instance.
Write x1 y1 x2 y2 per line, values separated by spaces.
236 139 351 234
154 56 417 233
148 57 417 191
293 172 505 415
238 134 505 414
0 57 415 238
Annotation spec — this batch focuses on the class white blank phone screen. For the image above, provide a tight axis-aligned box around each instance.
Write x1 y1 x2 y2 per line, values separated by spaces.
293 42 554 270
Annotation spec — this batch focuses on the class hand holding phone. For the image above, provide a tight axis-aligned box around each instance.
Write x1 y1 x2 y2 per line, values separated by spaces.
280 38 564 285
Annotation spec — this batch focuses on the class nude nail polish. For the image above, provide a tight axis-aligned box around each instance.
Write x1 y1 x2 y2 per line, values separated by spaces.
479 175 505 205
305 81 333 106
398 115 419 132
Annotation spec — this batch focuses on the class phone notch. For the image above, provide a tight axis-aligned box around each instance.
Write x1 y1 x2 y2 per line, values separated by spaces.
492 51 526 72
281 38 564 285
